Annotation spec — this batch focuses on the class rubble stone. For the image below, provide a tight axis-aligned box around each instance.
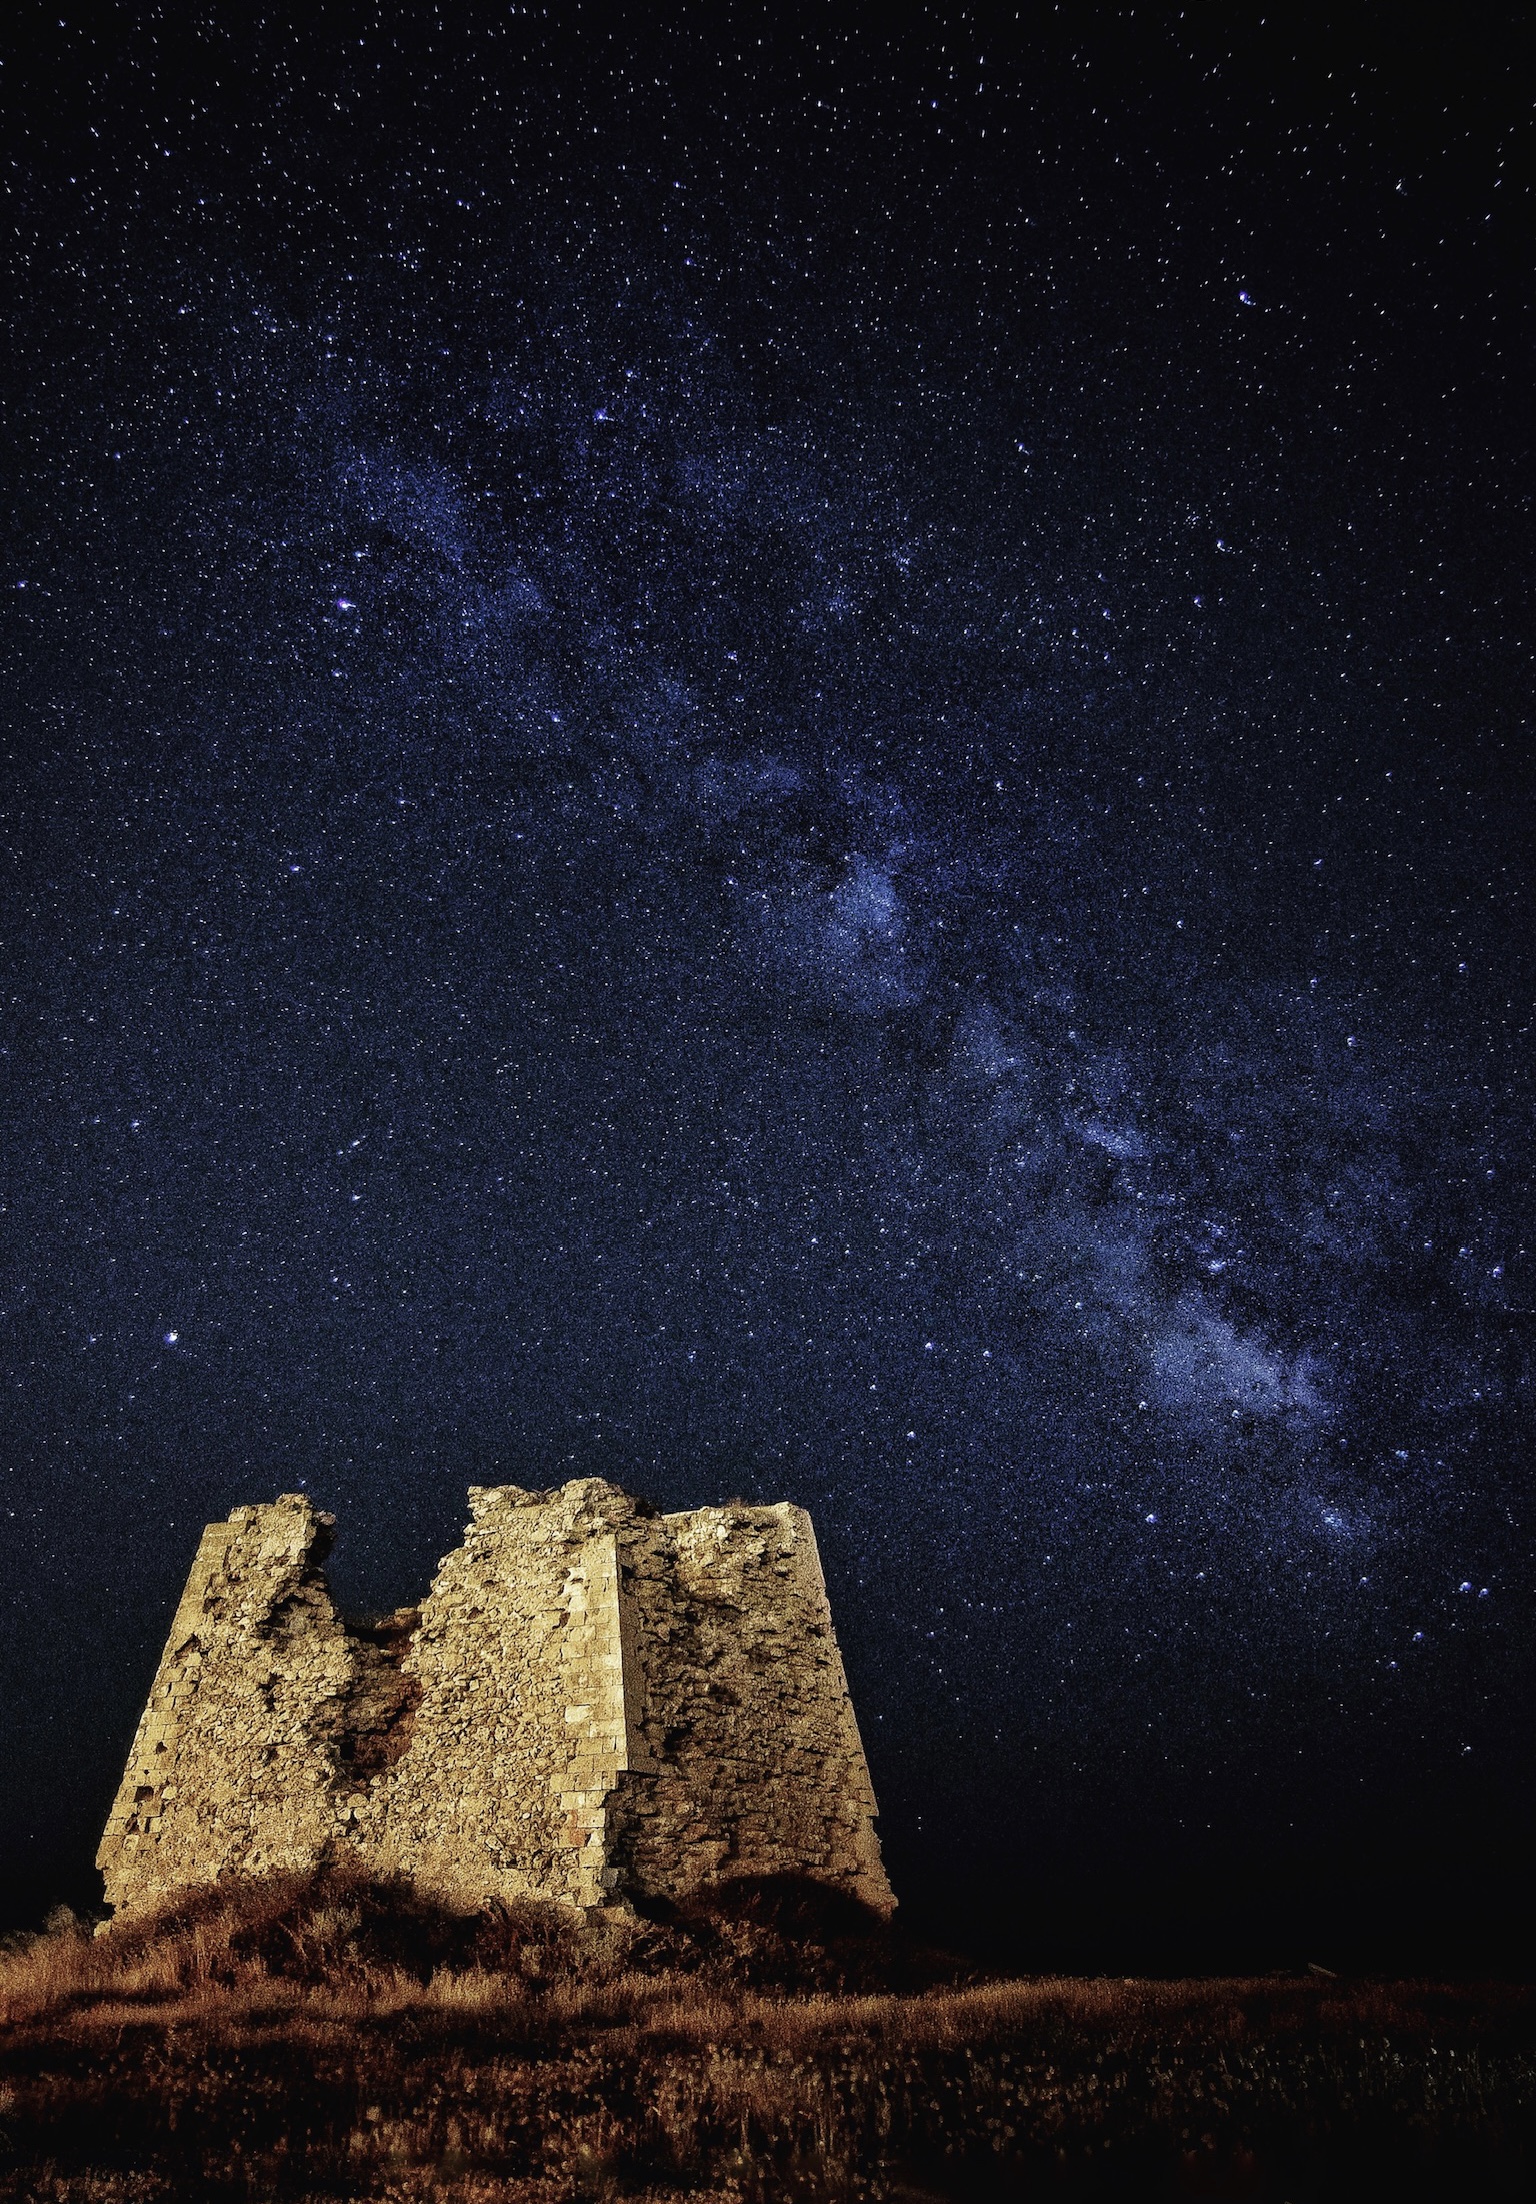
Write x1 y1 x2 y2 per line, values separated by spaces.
98 1479 893 1920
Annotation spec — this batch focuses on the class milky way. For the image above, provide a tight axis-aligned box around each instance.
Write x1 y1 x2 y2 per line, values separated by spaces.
3 8 1532 1956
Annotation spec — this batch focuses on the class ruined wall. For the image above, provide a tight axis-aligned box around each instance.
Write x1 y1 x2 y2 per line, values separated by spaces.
354 1479 644 1912
96 1497 370 1916
612 1503 887 1903
99 1479 893 1922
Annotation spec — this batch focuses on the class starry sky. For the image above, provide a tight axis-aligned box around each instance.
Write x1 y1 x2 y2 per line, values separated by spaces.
3 3 1533 1963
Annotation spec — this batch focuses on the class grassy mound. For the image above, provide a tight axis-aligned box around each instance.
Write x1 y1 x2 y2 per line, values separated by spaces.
1 1873 1534 2200
0 1865 945 2016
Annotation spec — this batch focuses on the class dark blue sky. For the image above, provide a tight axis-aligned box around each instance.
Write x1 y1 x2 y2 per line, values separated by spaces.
3 2 1533 1960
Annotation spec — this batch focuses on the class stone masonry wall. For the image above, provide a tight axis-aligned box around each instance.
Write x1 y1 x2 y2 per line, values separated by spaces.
98 1479 893 1921
610 1503 887 1903
353 1479 642 1912
96 1497 365 1916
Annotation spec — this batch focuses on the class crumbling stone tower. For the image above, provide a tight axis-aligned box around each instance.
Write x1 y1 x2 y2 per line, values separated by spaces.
98 1479 893 1921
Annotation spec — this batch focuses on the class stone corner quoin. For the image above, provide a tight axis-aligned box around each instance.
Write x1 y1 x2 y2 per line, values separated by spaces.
97 1476 895 1923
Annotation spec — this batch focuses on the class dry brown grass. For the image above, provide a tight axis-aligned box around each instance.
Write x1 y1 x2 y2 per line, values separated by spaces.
2 1871 1534 2201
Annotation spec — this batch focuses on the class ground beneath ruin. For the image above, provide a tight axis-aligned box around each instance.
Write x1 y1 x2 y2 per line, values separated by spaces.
2 1873 1533 2200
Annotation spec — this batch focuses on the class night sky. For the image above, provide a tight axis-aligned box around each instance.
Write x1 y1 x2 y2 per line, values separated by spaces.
3 4 1533 1965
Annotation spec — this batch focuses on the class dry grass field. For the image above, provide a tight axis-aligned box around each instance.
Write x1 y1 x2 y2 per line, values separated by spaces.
1 1870 1532 2201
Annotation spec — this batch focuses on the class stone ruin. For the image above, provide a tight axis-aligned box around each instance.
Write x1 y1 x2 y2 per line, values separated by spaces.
98 1477 893 1922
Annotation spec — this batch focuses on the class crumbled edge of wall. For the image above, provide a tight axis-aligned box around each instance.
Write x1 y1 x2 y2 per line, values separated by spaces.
96 1495 425 1918
356 1478 642 1912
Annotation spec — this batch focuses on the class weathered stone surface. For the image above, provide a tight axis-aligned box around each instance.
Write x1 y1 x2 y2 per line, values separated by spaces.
98 1479 893 1921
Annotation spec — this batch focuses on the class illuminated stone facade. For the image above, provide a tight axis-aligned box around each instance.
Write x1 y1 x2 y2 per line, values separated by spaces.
98 1478 892 1921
